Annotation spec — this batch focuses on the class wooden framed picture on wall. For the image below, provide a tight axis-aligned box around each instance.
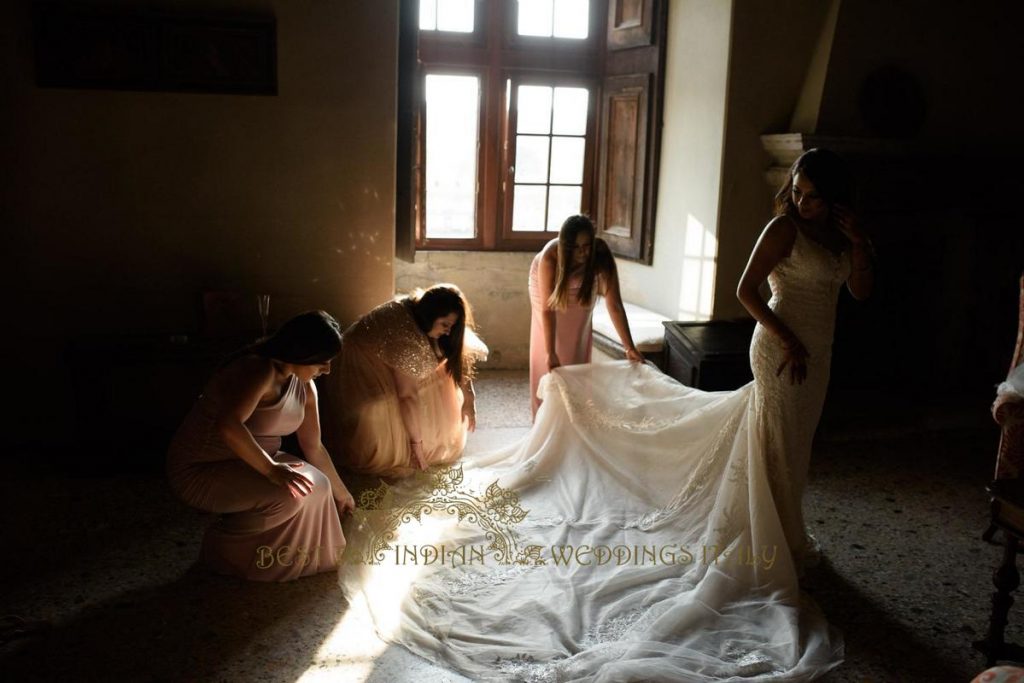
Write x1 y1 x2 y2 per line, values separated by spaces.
33 4 277 95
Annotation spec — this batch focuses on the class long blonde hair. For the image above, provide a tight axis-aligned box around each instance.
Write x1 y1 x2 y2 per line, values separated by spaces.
547 215 611 311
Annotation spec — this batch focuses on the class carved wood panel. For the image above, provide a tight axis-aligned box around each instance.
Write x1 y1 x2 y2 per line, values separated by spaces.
597 73 650 259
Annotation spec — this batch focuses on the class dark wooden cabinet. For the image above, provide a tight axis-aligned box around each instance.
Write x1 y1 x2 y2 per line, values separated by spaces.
662 321 755 391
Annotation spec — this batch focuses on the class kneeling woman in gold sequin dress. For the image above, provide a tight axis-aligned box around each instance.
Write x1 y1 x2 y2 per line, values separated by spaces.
328 284 486 478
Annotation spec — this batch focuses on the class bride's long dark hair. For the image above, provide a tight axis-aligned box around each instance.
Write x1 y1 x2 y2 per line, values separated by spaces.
774 148 856 219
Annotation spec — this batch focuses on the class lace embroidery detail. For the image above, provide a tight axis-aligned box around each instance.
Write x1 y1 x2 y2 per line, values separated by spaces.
581 607 652 648
550 373 693 433
430 562 537 597
491 609 656 682
723 641 785 676
494 654 563 682
622 406 745 531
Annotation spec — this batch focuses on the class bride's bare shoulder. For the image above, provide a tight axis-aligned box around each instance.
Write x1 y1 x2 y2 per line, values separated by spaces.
763 214 797 239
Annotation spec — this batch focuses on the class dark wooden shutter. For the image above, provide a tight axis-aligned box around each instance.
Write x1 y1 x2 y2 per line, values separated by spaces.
595 0 666 263
395 0 419 262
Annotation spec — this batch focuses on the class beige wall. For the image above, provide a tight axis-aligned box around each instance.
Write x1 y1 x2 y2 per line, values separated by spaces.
713 0 831 319
616 0 733 322
1 1 398 440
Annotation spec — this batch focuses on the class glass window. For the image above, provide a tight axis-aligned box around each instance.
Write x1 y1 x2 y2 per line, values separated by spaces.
408 0 604 250
424 74 480 239
511 84 589 232
420 0 474 33
517 0 588 39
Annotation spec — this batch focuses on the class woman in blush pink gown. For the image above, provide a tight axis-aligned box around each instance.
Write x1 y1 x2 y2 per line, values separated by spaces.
528 214 643 417
167 311 354 582
325 284 486 478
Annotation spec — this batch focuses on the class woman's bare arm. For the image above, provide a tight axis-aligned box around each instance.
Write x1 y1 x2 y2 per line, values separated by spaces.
537 243 561 370
833 204 874 300
212 357 313 497
736 216 808 384
393 368 427 470
296 380 355 514
600 257 643 362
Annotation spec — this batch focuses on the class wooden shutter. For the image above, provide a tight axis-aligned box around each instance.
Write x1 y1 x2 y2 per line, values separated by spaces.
395 0 419 262
595 0 666 263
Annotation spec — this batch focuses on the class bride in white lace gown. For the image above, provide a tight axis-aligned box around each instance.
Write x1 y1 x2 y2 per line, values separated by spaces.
339 149 874 681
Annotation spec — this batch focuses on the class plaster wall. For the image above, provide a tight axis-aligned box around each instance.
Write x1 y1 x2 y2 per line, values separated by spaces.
1 0 398 442
713 0 832 319
616 0 733 322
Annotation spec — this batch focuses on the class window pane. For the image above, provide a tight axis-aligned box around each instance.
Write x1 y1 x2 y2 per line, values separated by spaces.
512 185 547 231
518 0 554 37
437 0 474 32
547 186 582 230
553 0 589 39
549 136 584 184
552 87 588 135
420 0 437 30
425 74 479 239
517 85 552 134
515 136 550 183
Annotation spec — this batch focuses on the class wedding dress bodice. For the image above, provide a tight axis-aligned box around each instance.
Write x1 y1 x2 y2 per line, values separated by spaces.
767 227 852 350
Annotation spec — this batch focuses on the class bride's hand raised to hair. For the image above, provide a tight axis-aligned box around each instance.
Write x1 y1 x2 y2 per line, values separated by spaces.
833 204 865 245
776 336 810 385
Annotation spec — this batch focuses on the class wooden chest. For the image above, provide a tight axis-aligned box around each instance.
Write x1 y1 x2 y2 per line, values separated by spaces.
662 320 755 390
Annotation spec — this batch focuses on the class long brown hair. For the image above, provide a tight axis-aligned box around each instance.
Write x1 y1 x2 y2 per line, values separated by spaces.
547 215 612 311
404 283 476 384
774 147 856 218
224 310 341 367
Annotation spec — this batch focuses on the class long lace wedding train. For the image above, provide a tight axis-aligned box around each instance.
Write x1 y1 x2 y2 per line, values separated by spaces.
338 359 843 682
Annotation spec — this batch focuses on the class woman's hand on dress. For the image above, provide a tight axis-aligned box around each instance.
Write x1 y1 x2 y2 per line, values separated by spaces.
410 440 428 471
625 347 644 364
462 400 477 433
266 462 314 498
334 486 356 517
776 336 809 385
546 352 561 372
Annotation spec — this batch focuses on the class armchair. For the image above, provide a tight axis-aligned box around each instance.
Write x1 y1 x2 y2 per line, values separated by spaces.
976 274 1024 666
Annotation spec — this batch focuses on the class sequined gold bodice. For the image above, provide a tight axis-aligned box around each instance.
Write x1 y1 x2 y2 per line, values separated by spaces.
342 300 438 380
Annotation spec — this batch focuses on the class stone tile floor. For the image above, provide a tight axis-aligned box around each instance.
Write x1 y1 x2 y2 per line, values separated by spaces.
0 369 1011 682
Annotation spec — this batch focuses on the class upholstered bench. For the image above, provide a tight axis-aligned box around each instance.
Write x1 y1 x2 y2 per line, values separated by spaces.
592 296 669 370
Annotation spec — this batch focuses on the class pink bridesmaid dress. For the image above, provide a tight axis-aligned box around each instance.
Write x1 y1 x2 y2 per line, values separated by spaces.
167 375 346 581
528 251 596 417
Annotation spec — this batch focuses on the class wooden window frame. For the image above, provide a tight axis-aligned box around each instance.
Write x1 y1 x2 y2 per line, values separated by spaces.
416 65 489 250
500 71 599 248
397 0 665 260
